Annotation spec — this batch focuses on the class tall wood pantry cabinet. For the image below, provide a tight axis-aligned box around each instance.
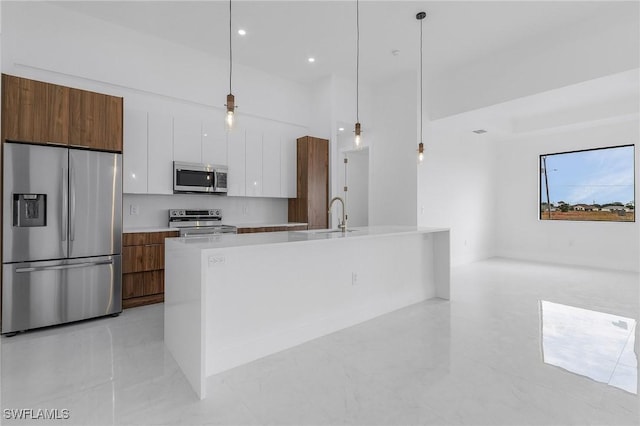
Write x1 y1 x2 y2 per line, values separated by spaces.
288 136 329 229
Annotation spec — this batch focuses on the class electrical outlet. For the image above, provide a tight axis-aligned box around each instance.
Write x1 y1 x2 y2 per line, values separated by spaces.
129 204 139 215
352 272 358 285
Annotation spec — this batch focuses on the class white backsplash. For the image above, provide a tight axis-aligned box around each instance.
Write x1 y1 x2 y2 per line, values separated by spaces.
123 194 288 229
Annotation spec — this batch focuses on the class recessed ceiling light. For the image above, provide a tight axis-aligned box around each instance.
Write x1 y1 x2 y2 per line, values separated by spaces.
238 29 247 36
308 57 316 63
338 127 345 132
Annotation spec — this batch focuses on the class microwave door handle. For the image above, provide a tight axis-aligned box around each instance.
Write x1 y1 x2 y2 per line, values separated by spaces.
62 168 68 242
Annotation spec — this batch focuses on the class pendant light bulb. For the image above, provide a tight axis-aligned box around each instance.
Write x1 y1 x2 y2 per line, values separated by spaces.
225 93 235 131
418 142 424 163
354 122 362 147
226 110 235 130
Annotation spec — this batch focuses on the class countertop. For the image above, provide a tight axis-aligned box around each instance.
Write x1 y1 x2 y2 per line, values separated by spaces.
165 226 450 251
123 222 308 234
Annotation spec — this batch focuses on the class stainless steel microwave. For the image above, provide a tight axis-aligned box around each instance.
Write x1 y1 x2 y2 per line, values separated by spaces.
173 162 228 194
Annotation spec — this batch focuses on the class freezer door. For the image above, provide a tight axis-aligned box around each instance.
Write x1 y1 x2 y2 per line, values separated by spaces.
69 149 122 258
1 255 122 334
3 143 69 263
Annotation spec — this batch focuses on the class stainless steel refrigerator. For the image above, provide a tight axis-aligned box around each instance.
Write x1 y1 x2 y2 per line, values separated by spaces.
2 142 122 334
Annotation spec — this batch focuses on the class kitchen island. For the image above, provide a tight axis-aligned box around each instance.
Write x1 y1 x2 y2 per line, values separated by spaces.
164 226 450 399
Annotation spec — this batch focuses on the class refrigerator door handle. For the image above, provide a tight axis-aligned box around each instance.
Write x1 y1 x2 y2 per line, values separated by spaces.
70 163 76 242
62 168 68 241
15 260 114 273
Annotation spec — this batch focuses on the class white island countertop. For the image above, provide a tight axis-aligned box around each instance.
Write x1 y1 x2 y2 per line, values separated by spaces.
166 225 449 250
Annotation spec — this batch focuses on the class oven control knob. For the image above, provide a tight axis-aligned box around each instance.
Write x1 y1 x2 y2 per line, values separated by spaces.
215 209 221 216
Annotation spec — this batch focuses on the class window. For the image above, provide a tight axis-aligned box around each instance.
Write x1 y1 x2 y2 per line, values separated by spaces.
540 145 635 222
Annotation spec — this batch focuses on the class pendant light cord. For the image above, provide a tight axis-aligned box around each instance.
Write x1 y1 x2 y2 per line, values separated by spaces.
229 0 232 93
420 16 423 144
356 0 360 123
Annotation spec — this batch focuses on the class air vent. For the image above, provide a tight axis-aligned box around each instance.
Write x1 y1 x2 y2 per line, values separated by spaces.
472 129 487 134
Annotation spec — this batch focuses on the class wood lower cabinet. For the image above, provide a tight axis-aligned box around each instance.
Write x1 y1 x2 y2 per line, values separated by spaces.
237 225 308 234
122 231 178 309
1 74 123 152
288 136 329 229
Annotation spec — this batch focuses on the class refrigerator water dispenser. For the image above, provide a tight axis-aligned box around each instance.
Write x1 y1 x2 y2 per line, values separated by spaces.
13 194 46 227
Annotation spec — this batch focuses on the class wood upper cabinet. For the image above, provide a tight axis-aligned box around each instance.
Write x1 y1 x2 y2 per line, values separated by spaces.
69 88 123 152
1 74 69 145
288 136 329 229
1 74 123 152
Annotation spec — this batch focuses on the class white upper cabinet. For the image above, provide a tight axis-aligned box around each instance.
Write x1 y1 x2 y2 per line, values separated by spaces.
202 111 228 166
173 115 202 164
227 125 246 197
281 125 299 198
122 101 303 198
245 118 263 197
147 112 174 194
123 108 148 193
262 126 281 198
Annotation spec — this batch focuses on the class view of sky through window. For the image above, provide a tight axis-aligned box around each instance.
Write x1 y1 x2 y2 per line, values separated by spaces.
540 145 635 221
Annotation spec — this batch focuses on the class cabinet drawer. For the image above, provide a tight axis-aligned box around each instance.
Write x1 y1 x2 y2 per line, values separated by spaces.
123 231 178 246
148 231 178 244
123 245 164 273
123 270 164 299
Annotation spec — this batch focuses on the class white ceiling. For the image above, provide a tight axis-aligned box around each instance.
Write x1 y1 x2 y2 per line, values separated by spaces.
55 1 628 85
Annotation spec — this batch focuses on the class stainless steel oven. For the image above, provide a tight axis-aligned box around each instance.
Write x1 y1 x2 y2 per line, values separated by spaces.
168 209 237 237
173 162 228 194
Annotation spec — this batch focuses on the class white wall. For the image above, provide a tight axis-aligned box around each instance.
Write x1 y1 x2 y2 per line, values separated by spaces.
343 149 369 227
495 119 639 272
370 71 417 226
308 76 333 140
419 69 639 269
123 194 287 229
417 118 497 266
1 1 310 228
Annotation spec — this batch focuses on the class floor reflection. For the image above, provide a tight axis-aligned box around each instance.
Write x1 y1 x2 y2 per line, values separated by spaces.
540 300 637 394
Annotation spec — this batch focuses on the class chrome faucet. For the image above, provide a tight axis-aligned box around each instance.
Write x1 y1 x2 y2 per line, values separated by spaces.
328 196 347 232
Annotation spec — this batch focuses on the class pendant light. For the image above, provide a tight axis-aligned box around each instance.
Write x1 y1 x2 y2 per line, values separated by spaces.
417 11 426 163
354 0 362 148
225 0 236 130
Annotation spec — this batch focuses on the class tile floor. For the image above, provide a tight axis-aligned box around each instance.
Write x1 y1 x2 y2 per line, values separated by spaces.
1 258 638 425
